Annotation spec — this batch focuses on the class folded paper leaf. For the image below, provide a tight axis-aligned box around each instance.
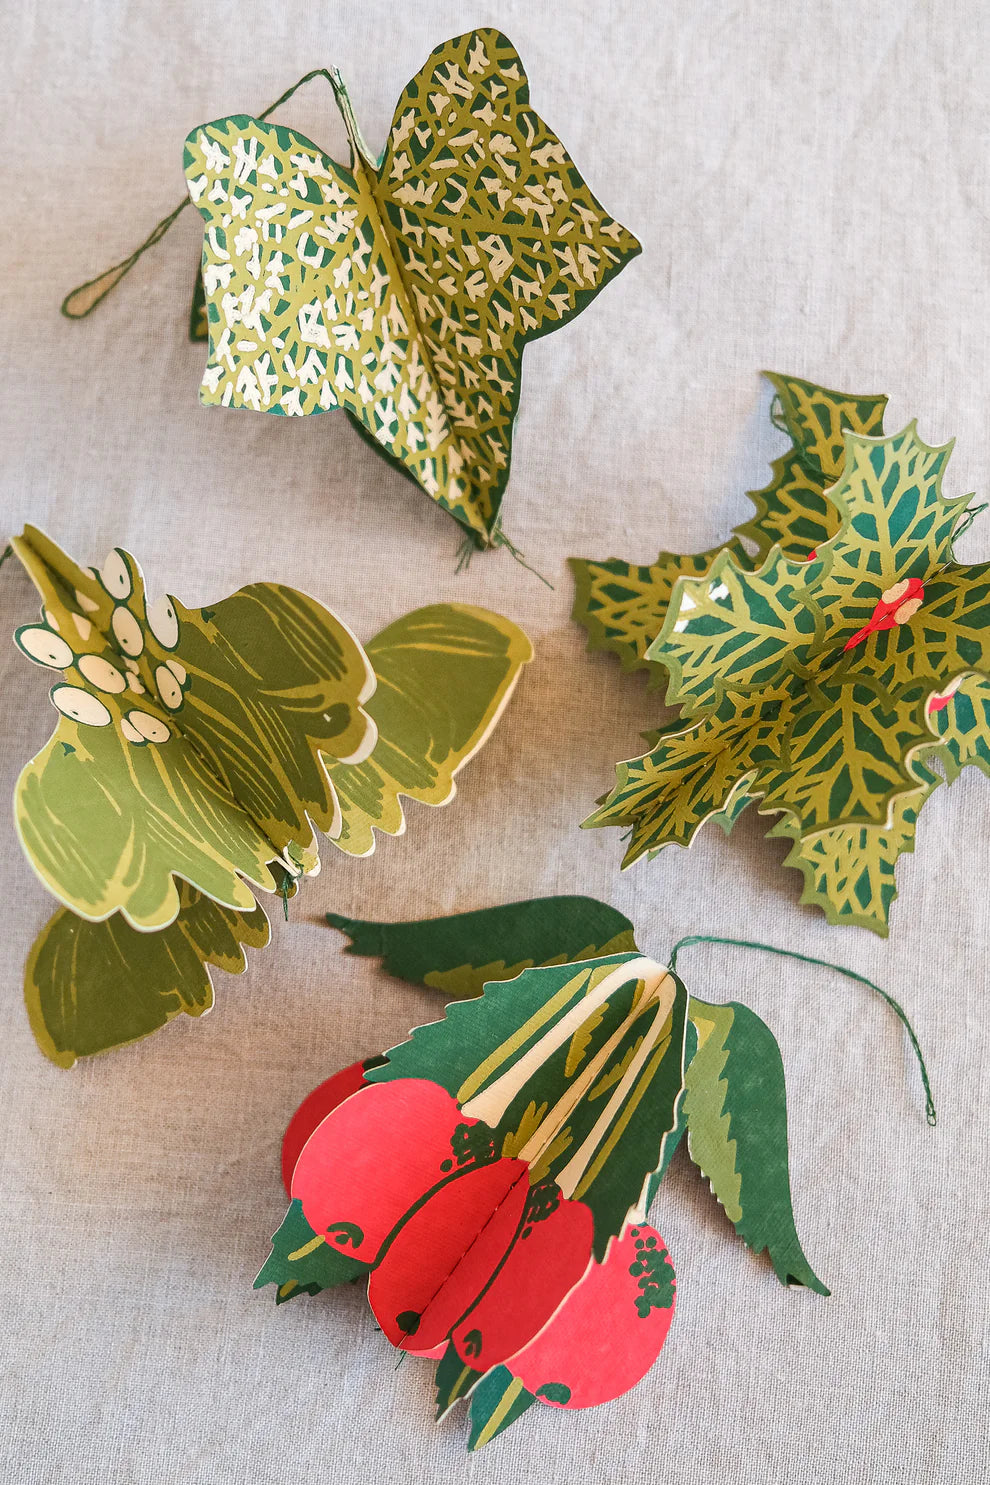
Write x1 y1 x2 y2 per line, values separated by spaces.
683 997 828 1294
325 895 637 1000
325 896 818 1288
325 605 532 856
183 30 640 545
262 897 847 1448
572 373 990 932
10 528 531 1062
24 884 271 1069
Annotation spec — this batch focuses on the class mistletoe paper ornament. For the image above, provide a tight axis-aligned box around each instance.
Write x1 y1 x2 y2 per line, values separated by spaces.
572 374 990 933
257 896 871 1452
10 526 531 1065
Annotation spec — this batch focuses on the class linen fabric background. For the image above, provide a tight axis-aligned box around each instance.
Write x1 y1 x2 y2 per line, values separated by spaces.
1 2 987 1481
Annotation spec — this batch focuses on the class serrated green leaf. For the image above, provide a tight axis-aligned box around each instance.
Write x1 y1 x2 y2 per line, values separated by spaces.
571 373 889 677
589 421 990 929
326 895 637 1000
734 372 888 560
767 778 935 938
255 1198 368 1304
24 882 271 1067
683 997 827 1295
184 30 640 543
568 540 753 686
928 673 990 782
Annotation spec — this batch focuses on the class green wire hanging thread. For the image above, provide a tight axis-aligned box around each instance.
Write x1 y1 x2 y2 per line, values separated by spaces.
667 933 936 1126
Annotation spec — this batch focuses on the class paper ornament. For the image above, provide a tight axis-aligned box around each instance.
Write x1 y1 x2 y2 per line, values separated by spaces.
65 30 640 549
10 526 531 1064
258 895 872 1452
572 373 990 933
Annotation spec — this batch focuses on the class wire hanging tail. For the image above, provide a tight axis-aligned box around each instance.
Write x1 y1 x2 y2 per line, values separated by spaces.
667 933 936 1126
61 68 339 319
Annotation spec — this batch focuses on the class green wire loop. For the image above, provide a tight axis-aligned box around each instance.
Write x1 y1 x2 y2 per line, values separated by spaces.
61 68 340 320
667 933 936 1126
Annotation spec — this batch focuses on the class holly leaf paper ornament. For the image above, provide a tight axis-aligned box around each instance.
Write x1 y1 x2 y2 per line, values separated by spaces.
259 895 865 1450
570 373 888 686
10 527 531 1064
572 374 990 932
182 29 640 546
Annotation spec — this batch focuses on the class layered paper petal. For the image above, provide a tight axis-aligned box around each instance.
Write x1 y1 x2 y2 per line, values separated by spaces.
291 1078 470 1264
508 1223 676 1409
368 1157 528 1352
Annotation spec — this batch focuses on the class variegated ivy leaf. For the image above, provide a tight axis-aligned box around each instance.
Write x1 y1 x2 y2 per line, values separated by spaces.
12 526 374 928
588 422 990 928
184 29 640 545
569 373 888 682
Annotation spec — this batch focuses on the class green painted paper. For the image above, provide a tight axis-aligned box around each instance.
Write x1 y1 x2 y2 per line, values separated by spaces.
570 373 889 683
11 529 531 1063
369 953 688 1260
183 29 640 544
326 895 637 1000
326 604 532 856
434 1343 482 1421
683 997 827 1294
584 409 990 930
254 1198 368 1304
466 1366 536 1451
12 526 375 926
24 883 271 1069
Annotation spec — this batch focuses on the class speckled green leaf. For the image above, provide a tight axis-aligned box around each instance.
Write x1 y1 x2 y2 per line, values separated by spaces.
184 30 640 543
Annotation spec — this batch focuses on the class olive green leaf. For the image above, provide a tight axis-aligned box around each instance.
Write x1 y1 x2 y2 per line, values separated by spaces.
254 1198 368 1304
325 895 637 1001
11 529 530 1063
12 526 373 927
183 29 640 545
683 997 828 1294
24 882 271 1068
588 420 990 929
325 604 532 856
570 373 888 680
369 953 687 1260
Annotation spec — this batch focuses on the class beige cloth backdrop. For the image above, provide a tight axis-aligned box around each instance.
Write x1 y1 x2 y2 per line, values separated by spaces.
1 2 987 1481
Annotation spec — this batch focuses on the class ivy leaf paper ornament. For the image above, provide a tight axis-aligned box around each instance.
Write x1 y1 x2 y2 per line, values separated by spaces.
10 526 531 1065
571 373 990 933
254 895 933 1450
178 29 640 547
